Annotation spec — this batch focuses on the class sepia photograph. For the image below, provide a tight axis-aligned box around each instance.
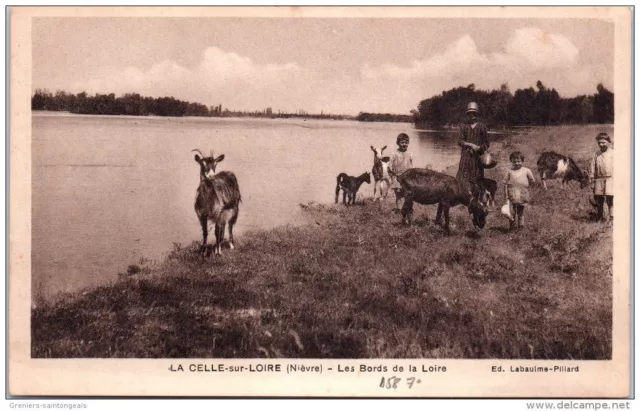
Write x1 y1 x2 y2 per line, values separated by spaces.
9 6 632 398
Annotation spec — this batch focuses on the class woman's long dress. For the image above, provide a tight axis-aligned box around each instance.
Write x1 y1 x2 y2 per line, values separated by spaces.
456 122 489 196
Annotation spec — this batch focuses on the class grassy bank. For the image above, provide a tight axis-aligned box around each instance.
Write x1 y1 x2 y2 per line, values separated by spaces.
32 125 613 359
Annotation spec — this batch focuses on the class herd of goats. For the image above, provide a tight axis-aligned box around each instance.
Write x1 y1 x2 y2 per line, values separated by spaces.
190 146 590 257
334 146 590 233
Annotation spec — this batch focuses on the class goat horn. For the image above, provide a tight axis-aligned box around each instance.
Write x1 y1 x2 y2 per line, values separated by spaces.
191 149 204 157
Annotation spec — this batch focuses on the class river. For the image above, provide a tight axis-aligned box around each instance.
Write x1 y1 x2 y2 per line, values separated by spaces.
31 112 503 302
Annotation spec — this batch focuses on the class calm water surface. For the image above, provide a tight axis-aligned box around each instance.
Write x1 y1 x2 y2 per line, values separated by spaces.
32 112 502 302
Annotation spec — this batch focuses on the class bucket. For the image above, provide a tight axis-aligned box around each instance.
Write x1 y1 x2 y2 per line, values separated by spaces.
480 153 497 169
501 201 514 221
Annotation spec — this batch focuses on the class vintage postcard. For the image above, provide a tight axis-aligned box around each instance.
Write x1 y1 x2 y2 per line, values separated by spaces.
9 6 632 398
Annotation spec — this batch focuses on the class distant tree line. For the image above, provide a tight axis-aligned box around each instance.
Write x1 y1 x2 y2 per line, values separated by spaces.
31 90 212 117
414 81 614 129
31 89 353 120
32 83 614 127
221 107 352 120
356 112 414 123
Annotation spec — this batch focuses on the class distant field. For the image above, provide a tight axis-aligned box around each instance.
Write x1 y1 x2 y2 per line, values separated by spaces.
32 125 614 359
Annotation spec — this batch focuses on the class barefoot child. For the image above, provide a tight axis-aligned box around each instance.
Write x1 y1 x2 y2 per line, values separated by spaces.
503 151 536 230
589 132 614 223
389 133 414 211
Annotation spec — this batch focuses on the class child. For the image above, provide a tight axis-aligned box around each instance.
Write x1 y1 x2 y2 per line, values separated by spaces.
389 133 414 211
503 151 536 230
589 133 614 223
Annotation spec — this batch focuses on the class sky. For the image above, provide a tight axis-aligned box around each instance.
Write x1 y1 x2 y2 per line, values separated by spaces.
32 17 614 115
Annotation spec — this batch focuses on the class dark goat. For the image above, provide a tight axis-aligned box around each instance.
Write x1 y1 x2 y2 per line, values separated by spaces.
481 178 498 206
193 149 241 256
335 172 371 205
371 145 391 201
397 168 489 233
537 151 589 190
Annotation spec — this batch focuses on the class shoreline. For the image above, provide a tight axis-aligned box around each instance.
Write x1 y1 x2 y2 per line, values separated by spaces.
31 124 614 359
31 110 612 133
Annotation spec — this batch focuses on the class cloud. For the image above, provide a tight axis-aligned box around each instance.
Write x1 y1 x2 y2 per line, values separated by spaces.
361 27 605 108
198 47 301 86
363 35 491 81
503 27 579 70
66 27 610 115
71 47 304 111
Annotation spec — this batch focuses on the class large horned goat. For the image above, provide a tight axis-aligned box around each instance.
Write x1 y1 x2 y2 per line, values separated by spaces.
192 149 241 256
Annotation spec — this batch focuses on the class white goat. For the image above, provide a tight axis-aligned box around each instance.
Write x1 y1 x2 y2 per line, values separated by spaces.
371 145 391 201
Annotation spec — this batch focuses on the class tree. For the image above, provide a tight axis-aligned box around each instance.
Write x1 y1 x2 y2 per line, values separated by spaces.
564 95 593 124
532 81 562 125
509 87 536 125
31 89 47 110
593 83 614 123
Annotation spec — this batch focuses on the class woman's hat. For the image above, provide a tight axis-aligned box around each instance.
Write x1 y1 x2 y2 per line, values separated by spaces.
596 132 611 142
466 102 479 114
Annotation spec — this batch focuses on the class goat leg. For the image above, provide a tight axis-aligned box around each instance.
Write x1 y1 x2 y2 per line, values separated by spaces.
444 205 451 234
540 172 548 190
200 217 208 256
219 222 228 255
435 204 443 226
401 196 413 225
394 189 404 211
228 213 237 250
213 223 222 256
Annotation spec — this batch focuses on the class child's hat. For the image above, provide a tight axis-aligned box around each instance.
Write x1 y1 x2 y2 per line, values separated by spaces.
397 133 410 143
596 132 611 142
466 102 479 113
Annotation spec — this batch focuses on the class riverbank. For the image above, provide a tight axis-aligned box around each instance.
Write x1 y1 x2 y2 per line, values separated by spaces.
31 124 614 359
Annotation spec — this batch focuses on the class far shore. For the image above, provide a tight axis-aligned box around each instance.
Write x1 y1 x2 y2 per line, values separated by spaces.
32 110 607 136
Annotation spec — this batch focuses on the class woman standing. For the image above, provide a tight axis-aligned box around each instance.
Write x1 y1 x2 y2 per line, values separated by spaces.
456 102 490 196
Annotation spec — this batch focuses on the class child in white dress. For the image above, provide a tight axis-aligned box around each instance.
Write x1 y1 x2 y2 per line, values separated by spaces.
389 133 414 211
503 151 536 230
589 133 614 223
